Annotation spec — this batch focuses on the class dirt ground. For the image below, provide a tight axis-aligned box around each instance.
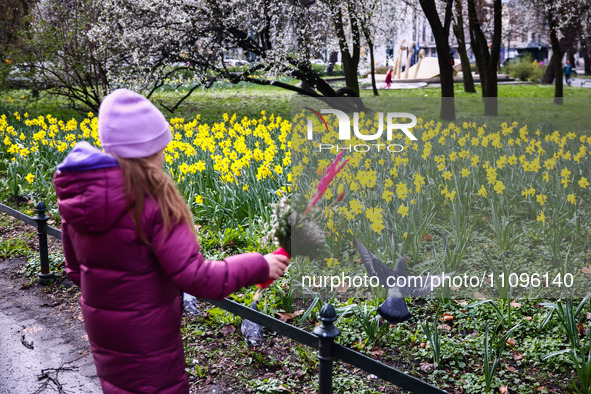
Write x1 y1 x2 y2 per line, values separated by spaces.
0 213 429 394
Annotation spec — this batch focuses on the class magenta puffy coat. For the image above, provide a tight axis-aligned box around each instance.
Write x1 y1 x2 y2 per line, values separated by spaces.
54 142 269 393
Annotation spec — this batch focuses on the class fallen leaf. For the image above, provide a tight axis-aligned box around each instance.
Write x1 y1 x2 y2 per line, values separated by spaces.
419 362 435 372
510 301 522 308
294 369 305 379
582 265 591 274
220 325 235 336
499 385 508 394
536 387 546 393
420 342 429 349
438 324 452 331
275 310 304 322
422 234 432 242
511 351 524 361
338 282 350 293
441 313 454 322
23 326 43 334
524 316 533 321
456 300 469 306
577 322 589 337
474 292 487 300
370 347 384 356
506 337 516 346
587 312 591 321
507 366 517 372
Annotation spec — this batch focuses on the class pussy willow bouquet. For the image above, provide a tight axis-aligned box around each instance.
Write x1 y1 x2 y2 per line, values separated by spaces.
259 151 349 289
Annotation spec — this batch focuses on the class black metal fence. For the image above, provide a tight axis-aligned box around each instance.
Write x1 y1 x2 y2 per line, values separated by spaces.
0 201 447 393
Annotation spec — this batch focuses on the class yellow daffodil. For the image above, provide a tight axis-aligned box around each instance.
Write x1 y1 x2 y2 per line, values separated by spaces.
478 185 487 198
398 204 409 217
494 181 505 195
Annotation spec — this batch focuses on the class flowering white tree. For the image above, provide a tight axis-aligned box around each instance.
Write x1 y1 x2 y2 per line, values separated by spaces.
526 0 583 104
15 0 116 110
91 0 373 108
21 0 411 110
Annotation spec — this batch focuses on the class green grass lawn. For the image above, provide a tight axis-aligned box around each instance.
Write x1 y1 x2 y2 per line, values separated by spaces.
2 82 591 124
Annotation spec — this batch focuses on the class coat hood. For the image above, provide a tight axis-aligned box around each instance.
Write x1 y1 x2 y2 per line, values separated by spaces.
54 141 128 234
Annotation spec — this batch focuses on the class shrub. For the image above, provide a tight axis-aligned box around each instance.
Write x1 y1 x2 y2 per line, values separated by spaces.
504 54 546 82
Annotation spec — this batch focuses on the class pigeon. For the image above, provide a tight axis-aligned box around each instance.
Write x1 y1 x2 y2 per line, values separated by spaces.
241 290 264 349
355 237 454 324
182 293 202 316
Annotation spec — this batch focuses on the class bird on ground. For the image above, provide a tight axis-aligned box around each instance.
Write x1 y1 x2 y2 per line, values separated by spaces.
355 237 454 324
241 288 264 350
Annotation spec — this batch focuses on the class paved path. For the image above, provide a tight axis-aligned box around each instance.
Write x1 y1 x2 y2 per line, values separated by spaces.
0 258 101 394
570 77 591 88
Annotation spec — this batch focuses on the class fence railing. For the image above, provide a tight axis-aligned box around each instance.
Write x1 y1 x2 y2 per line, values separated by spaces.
1 201 447 393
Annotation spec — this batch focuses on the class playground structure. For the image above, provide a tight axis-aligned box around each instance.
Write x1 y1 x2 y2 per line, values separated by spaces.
391 40 442 80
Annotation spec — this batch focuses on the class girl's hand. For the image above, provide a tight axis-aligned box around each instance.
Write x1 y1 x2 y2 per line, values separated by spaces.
264 253 289 280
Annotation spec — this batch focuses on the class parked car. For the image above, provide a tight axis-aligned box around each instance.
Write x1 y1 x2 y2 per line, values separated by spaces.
6 64 34 88
225 59 250 66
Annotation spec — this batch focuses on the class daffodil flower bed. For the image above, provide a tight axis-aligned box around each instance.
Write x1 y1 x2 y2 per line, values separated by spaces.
0 110 290 233
290 103 591 300
3 103 591 392
2 104 591 299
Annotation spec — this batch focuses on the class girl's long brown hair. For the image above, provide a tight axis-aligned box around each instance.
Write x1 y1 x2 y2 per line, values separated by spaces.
116 153 194 244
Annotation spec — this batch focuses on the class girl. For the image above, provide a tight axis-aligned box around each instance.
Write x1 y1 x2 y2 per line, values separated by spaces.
385 66 393 89
54 89 288 393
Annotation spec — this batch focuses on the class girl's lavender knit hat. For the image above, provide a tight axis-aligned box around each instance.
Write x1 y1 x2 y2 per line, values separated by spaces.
98 89 171 158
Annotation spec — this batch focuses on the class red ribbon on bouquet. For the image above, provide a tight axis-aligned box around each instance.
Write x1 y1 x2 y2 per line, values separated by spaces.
257 247 290 289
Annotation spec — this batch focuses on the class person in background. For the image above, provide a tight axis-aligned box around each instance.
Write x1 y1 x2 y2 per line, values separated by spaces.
54 89 289 393
385 66 393 89
563 59 573 86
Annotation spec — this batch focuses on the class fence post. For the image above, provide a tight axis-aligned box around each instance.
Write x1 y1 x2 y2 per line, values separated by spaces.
313 304 341 394
33 201 53 284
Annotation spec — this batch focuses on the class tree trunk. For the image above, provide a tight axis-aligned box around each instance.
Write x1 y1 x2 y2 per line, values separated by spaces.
341 54 360 96
420 0 455 120
584 37 591 75
568 50 576 73
550 25 563 104
367 37 379 96
360 24 378 96
543 52 556 83
467 0 501 115
453 0 476 93
330 0 360 96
